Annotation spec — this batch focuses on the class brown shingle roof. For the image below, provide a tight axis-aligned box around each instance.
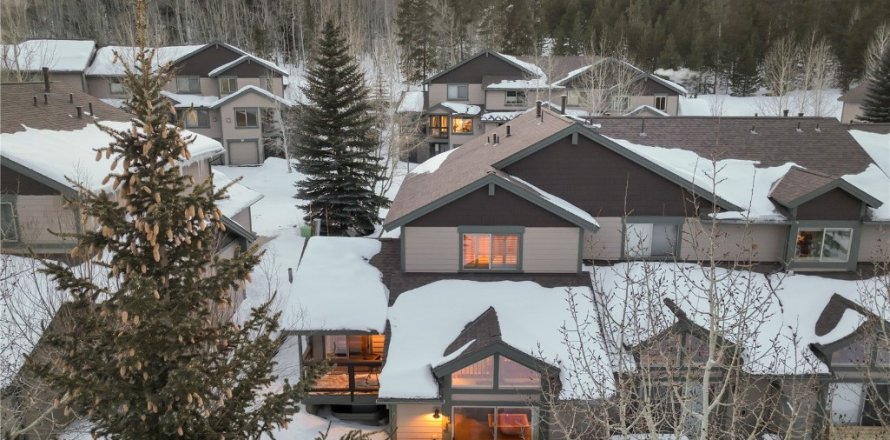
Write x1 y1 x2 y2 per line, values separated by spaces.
768 167 836 207
385 108 574 227
589 116 875 177
443 306 502 357
1 82 129 134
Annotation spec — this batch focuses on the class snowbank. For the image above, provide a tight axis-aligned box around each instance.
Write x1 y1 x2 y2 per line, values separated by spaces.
679 90 843 120
213 158 306 235
382 280 613 400
283 237 388 332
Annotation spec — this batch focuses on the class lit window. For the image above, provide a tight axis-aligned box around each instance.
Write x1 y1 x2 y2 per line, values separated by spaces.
624 222 679 258
463 233 519 270
219 77 238 94
178 108 211 128
452 117 473 134
1 202 18 242
795 228 853 262
452 357 494 388
655 95 667 111
497 357 541 389
429 115 449 138
447 84 469 100
110 78 126 95
175 76 201 93
452 407 536 440
505 91 526 107
234 108 259 128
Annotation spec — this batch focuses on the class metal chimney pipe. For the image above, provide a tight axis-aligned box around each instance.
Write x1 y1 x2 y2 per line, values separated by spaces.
33 96 37 106
536 100 542 117
43 93 48 105
560 95 567 114
783 109 789 117
76 106 83 118
69 93 73 103
798 112 804 117
88 102 93 116
506 125 511 137
42 67 50 92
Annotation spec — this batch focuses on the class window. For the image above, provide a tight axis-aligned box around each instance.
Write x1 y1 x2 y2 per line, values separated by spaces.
655 95 667 111
827 383 890 426
452 357 494 388
219 77 238 94
109 78 126 95
178 108 211 128
498 357 541 389
794 228 853 262
505 90 526 107
463 233 520 270
624 222 680 258
234 108 259 128
1 202 18 242
323 335 385 360
429 115 449 138
175 76 201 93
452 116 474 134
452 407 536 440
447 84 469 100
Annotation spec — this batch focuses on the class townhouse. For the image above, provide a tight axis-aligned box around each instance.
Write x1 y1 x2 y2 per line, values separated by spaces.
280 107 887 439
408 50 685 162
2 39 293 165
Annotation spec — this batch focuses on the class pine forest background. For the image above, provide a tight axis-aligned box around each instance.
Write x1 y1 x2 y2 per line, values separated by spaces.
2 0 888 90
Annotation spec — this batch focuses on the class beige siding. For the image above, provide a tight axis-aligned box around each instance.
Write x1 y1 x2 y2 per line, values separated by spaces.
858 223 889 262
13 195 79 246
584 217 624 260
231 207 253 233
841 103 862 123
681 220 788 262
449 128 480 148
51 72 86 92
393 404 444 440
86 76 126 99
183 108 223 139
522 227 580 273
403 227 459 272
428 84 447 107
627 95 679 115
427 83 484 108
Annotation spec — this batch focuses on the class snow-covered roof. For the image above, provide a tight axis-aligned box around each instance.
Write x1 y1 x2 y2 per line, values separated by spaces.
99 98 126 109
207 54 288 77
624 104 669 117
481 110 525 122
211 170 264 219
0 121 224 192
85 44 204 76
161 91 220 108
1 39 96 72
594 262 887 375
497 53 546 79
436 102 482 115
397 90 424 113
210 85 294 108
409 147 458 175
283 237 389 332
850 130 890 178
381 280 613 400
485 77 556 90
508 176 599 228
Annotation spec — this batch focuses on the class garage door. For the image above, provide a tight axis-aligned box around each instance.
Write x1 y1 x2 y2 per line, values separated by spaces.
228 140 260 165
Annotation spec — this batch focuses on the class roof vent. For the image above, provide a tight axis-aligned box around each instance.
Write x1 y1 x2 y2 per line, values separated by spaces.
88 102 94 117
560 95 567 115
815 123 821 133
76 106 83 118
796 122 802 133
69 93 73 104
506 125 511 137
798 112 804 117
783 109 789 117
42 67 50 92
750 125 757 135
535 100 542 117
639 118 647 137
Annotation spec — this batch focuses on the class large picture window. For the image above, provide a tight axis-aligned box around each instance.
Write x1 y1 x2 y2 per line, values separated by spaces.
109 78 126 95
429 115 448 138
175 76 201 93
452 407 537 440
447 84 469 100
452 117 474 134
1 202 18 242
624 222 680 258
219 77 238 94
505 91 527 107
463 233 519 270
451 355 541 390
234 108 259 128
178 108 211 128
795 228 853 262
452 357 494 388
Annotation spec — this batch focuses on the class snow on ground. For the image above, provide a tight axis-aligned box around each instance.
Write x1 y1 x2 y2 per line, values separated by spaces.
850 130 890 177
282 237 388 332
679 89 843 120
381 280 613 400
397 90 424 113
236 227 305 325
593 262 886 375
214 158 305 236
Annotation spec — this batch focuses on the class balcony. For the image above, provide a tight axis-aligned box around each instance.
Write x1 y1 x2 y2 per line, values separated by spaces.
305 357 382 402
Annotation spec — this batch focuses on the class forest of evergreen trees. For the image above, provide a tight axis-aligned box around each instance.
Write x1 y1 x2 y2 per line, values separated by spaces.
2 0 887 90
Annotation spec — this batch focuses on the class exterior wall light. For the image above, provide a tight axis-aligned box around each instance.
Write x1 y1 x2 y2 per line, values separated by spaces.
433 408 441 419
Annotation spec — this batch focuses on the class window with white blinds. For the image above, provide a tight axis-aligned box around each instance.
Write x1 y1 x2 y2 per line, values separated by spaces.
463 233 519 270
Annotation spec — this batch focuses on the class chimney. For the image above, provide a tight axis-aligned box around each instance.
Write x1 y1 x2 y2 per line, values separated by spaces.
42 67 50 92
783 109 789 117
560 95 567 114
535 100 542 117
32 96 37 106
754 113 758 117
88 102 94 116
663 298 687 320
76 106 83 118
506 125 511 137
493 134 499 145
798 112 804 117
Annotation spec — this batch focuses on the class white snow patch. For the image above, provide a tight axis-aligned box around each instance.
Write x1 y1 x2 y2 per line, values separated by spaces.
509 176 599 227
381 280 613 400
212 170 264 220
849 130 890 178
842 164 890 221
161 91 220 108
1 39 96 72
397 90 424 113
486 78 555 90
680 90 843 119
497 53 545 78
214 158 306 235
440 101 481 115
482 111 525 122
236 228 305 326
211 85 294 108
283 237 387 332
409 148 458 175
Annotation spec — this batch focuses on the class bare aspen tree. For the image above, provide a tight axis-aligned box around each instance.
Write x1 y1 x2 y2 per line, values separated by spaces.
796 33 838 117
577 41 645 116
760 37 798 116
865 23 890 83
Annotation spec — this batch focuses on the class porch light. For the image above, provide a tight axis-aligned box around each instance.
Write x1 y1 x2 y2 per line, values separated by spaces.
433 408 441 419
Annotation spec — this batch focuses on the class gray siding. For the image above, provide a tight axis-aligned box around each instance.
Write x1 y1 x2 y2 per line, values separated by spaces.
859 223 889 262
681 220 788 262
522 227 580 272
404 227 459 272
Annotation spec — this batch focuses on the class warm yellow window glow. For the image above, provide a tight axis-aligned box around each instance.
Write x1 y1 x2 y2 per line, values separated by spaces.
429 115 449 138
463 233 519 270
452 117 473 134
451 356 494 388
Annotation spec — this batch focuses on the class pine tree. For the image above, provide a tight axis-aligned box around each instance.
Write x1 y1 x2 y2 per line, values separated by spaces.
729 41 760 96
396 0 438 83
861 48 890 122
502 0 536 55
294 19 389 236
36 2 321 438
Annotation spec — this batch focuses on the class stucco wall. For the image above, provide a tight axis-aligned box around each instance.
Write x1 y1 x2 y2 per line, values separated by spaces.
522 227 580 272
393 404 444 440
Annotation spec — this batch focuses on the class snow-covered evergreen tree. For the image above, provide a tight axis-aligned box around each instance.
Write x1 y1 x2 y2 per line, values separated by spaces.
294 19 389 236
862 48 890 122
36 3 322 437
729 41 760 96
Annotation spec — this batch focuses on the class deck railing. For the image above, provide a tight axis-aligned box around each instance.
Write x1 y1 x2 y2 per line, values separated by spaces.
305 358 382 402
